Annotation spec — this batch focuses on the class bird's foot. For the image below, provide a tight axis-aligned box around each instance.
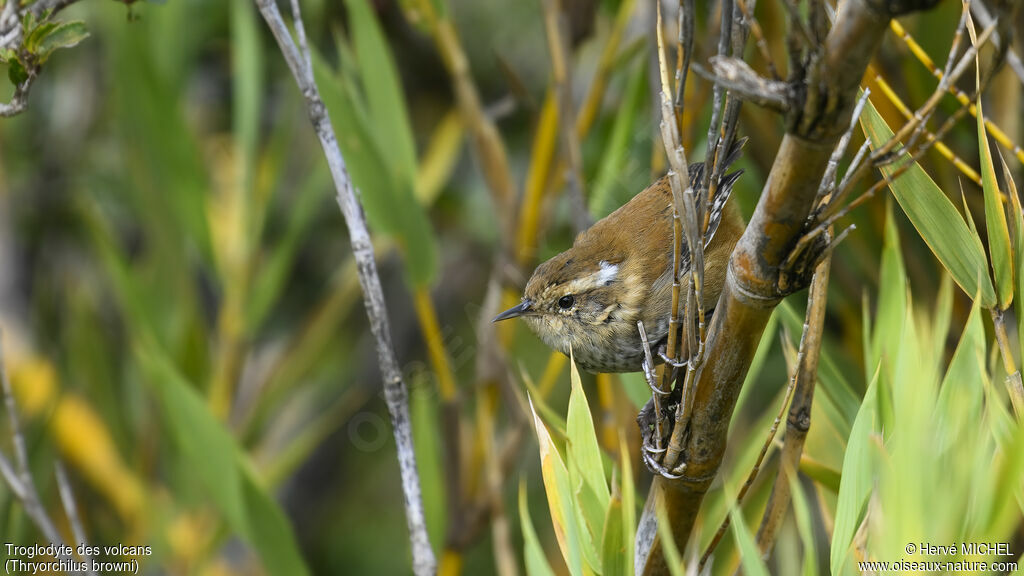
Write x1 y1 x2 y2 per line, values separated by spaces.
636 387 684 475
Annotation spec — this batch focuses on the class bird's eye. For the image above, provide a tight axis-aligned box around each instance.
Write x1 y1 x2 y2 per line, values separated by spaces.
558 295 575 309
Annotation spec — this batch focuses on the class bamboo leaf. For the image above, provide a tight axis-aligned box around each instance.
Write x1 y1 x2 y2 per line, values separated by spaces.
860 100 996 308
729 503 770 576
529 396 584 576
936 299 984 449
345 0 418 186
831 367 880 574
619 432 636 576
566 354 607 572
931 274 953 361
1004 160 1024 367
520 480 557 576
873 200 906 431
601 495 625 576
138 346 309 575
312 39 438 287
653 497 685 576
230 0 262 195
589 62 647 218
246 166 331 331
787 473 818 576
978 99 1014 309
411 379 444 550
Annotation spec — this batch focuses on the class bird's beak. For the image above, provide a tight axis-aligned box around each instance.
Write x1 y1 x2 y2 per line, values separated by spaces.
492 300 531 322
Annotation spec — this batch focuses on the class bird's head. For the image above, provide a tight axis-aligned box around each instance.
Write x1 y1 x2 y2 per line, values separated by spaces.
493 252 636 355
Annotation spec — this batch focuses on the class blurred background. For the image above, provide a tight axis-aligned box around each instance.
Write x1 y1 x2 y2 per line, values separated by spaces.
0 0 1020 573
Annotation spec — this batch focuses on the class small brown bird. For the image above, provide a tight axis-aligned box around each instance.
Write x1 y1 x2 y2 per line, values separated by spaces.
493 141 746 373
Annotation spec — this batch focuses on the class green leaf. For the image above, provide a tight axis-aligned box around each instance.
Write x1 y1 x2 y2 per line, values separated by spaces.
240 463 311 576
831 367 880 575
618 432 636 576
799 458 841 494
936 299 984 449
246 165 330 331
24 21 58 53
21 11 37 37
1004 161 1024 367
601 495 625 576
788 474 819 576
930 274 953 361
530 395 584 576
985 413 1024 533
872 200 907 374
312 45 438 287
653 497 684 576
520 480 558 576
589 61 647 218
729 502 770 576
230 0 262 197
35 21 89 62
978 100 1014 309
411 379 445 550
520 366 567 437
7 59 27 86
566 354 611 572
138 346 309 576
109 20 214 267
733 308 780 426
860 99 996 308
345 0 418 189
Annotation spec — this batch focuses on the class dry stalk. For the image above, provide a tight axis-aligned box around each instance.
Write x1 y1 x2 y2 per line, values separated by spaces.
541 0 591 233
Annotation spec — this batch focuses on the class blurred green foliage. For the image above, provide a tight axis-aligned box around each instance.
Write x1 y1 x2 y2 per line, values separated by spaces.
0 0 1021 574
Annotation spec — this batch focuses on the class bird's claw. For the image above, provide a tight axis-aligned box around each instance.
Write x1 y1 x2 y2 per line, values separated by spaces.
641 448 684 479
658 351 688 369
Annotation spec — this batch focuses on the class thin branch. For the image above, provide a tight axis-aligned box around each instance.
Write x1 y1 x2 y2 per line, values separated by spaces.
253 2 436 574
698 332 799 570
638 320 666 455
1 335 61 546
817 89 871 202
694 57 791 112
755 248 832 553
673 0 695 132
800 18 999 248
55 462 92 569
736 0 780 80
